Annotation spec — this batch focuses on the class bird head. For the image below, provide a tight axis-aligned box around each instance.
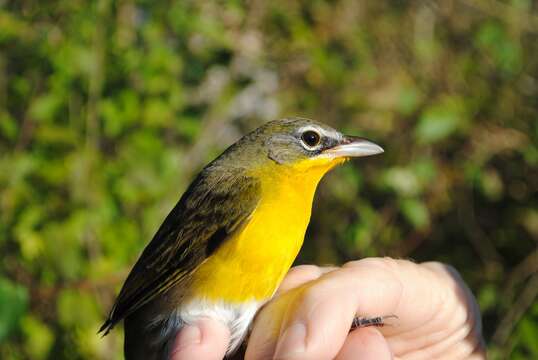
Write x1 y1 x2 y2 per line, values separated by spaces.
211 117 383 182
258 117 383 167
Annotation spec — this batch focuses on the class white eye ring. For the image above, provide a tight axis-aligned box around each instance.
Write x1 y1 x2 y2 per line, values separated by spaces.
300 129 322 150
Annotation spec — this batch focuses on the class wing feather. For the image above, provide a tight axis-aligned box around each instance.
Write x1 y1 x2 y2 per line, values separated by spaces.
99 168 260 334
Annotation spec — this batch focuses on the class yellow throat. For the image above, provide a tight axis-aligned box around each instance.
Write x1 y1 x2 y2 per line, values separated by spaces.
189 156 346 303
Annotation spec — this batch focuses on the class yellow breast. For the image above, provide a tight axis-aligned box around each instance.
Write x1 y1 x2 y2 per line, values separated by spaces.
189 157 344 303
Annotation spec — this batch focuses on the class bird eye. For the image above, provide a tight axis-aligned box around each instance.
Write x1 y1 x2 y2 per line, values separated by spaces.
301 130 321 148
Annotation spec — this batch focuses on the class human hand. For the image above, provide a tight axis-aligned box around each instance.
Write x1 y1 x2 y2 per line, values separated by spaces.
171 258 486 359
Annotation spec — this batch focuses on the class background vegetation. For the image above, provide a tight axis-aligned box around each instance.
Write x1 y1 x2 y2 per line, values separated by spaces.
1 0 537 359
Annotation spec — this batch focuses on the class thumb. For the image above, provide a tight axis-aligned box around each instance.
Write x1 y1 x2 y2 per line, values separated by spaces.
170 318 230 360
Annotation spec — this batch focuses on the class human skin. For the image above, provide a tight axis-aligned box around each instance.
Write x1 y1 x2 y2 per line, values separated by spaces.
169 258 487 360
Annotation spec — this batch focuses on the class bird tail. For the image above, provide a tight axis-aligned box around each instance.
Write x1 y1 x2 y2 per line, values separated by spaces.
98 317 114 336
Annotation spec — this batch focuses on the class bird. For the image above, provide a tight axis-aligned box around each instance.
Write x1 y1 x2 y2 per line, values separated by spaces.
99 117 384 359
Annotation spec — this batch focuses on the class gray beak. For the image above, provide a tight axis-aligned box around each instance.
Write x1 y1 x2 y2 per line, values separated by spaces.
323 136 384 158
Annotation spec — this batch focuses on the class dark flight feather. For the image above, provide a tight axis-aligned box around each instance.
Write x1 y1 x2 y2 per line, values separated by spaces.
99 164 261 335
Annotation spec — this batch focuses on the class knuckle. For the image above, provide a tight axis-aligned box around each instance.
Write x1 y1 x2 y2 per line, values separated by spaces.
343 257 408 274
423 261 464 286
287 264 321 279
423 261 454 275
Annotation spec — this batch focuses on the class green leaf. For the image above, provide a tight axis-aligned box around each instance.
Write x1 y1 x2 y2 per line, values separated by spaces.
57 289 100 328
0 112 18 141
400 198 430 230
29 94 62 122
382 167 421 196
476 21 522 74
415 96 467 144
0 277 28 341
477 283 497 312
21 316 54 360
397 86 421 115
479 169 504 201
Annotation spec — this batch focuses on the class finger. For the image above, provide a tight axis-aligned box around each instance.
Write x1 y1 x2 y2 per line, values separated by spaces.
248 259 402 359
275 265 338 296
246 287 302 359
170 318 230 360
335 328 392 360
343 258 452 337
384 260 484 357
412 262 485 359
249 257 439 359
270 262 404 360
275 265 323 296
246 266 337 359
423 261 483 331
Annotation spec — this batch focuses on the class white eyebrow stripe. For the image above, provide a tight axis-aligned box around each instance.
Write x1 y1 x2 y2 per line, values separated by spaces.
297 124 342 151
297 125 340 140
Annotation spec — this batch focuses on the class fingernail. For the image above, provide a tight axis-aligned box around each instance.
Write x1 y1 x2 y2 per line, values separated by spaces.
274 322 307 358
175 324 202 351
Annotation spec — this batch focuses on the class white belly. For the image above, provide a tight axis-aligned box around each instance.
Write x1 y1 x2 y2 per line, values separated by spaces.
152 299 262 356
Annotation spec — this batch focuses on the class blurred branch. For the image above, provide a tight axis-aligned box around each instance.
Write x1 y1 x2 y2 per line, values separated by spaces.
86 0 107 153
491 269 538 349
503 247 538 303
395 230 431 258
14 113 34 152
0 56 5 111
14 72 40 152
459 188 503 267
181 103 237 176
83 0 111 311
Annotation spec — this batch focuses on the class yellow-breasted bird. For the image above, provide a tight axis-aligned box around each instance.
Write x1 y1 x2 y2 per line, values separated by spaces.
99 117 383 359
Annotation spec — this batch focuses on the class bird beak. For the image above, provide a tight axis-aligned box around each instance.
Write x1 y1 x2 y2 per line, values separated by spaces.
323 136 384 158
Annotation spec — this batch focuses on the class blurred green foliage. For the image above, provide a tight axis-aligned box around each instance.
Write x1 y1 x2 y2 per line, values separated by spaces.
1 1 537 359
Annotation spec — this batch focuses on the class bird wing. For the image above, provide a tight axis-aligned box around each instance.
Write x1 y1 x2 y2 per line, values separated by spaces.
99 169 261 334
